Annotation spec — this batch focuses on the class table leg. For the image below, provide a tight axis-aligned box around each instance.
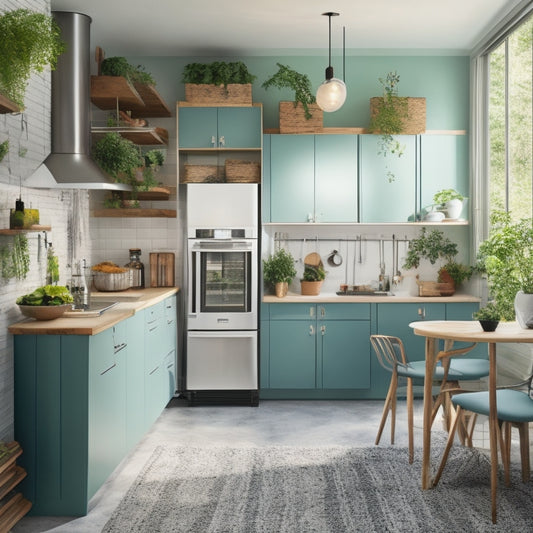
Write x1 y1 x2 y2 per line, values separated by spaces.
422 336 437 489
488 342 498 523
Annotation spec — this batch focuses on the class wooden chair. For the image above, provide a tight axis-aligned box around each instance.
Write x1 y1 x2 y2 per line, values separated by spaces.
370 334 490 463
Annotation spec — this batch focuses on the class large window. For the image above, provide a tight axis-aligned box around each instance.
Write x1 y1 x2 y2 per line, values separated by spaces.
488 14 532 220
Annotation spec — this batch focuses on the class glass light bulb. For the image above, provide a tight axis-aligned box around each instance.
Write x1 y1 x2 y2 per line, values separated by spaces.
316 78 347 112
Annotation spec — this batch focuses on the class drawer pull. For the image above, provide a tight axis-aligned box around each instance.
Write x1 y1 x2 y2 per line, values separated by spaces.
114 342 127 354
100 363 116 376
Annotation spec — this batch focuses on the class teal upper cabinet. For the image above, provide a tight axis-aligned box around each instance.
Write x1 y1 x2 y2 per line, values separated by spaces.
359 135 417 223
268 134 358 223
178 106 262 149
420 134 468 214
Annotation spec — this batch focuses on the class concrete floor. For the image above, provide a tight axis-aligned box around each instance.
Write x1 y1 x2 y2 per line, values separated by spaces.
11 396 508 533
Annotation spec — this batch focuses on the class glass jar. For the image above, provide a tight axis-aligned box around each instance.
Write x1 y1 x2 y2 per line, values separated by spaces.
125 248 145 289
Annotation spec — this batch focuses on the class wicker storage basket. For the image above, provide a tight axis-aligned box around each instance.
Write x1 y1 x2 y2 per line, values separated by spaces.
93 271 131 292
370 97 426 134
225 160 261 183
185 83 252 105
300 280 323 296
279 102 323 134
182 164 224 183
416 276 441 297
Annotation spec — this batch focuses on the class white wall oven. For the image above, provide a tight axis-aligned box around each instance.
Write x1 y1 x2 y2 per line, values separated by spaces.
185 184 259 404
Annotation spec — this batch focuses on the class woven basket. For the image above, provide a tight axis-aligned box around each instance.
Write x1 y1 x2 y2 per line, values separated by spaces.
225 160 261 183
300 280 323 296
370 97 426 134
185 83 252 105
182 164 224 183
279 102 323 134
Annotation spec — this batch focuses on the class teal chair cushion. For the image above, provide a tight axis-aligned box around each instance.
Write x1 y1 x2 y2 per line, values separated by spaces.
398 358 489 381
453 389 533 423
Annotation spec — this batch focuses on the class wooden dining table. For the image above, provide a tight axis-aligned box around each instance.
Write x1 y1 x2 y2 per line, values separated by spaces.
409 320 533 523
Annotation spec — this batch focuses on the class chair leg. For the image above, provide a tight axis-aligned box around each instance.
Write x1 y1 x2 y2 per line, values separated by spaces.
516 421 531 483
433 405 462 487
499 421 511 487
375 372 397 446
390 376 397 445
407 377 414 464
464 413 478 447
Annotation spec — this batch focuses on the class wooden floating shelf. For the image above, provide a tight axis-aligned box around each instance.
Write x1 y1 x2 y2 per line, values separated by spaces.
0 225 51 235
91 76 171 118
92 208 176 218
120 186 175 201
263 128 467 136
91 126 168 145
0 93 21 114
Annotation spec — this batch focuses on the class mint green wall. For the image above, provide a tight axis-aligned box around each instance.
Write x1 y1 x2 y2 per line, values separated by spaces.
126 55 469 130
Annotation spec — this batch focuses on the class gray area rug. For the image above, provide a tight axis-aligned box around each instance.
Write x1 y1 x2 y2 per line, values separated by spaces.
103 444 533 532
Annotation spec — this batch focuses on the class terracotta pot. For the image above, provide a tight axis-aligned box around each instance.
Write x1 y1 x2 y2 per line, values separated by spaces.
275 282 288 298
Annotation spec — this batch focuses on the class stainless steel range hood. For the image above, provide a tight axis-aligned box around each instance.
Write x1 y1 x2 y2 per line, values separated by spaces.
25 11 129 190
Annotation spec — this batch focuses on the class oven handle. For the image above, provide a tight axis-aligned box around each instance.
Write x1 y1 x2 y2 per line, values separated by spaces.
190 241 255 252
188 330 257 339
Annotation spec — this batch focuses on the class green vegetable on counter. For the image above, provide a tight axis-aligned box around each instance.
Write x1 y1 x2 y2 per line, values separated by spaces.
16 285 73 306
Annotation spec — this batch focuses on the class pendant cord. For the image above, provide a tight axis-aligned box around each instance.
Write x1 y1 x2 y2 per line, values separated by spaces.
328 14 332 68
343 26 345 82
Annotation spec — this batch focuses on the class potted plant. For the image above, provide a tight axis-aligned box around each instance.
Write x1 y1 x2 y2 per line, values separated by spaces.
300 265 326 296
433 189 466 220
262 248 297 298
100 56 155 85
262 63 323 133
476 211 533 327
403 227 470 296
182 61 256 105
0 9 65 109
369 72 426 182
473 302 501 332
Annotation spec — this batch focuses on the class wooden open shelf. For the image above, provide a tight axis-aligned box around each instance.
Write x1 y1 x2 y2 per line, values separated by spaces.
0 225 51 235
263 127 467 136
91 126 168 145
0 93 21 114
91 76 171 118
92 208 176 218
119 186 175 201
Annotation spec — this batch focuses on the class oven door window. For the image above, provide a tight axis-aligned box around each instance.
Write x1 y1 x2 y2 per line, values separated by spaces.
200 250 251 313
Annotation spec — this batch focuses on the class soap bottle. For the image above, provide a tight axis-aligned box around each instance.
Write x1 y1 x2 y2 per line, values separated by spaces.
125 248 145 289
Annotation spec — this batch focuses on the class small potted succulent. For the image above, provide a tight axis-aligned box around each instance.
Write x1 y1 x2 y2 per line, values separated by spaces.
262 249 297 298
262 63 323 133
300 265 326 296
473 302 501 332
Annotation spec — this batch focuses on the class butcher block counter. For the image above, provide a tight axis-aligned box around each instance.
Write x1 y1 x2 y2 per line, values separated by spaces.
9 287 179 336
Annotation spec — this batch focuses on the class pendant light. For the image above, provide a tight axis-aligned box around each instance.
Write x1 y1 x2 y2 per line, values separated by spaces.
316 12 347 113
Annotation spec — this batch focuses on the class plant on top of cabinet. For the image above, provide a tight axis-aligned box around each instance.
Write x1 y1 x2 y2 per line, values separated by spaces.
263 248 297 298
403 227 471 296
182 61 256 105
369 72 426 182
476 211 533 325
0 9 65 109
300 264 326 296
100 56 155 85
262 63 323 133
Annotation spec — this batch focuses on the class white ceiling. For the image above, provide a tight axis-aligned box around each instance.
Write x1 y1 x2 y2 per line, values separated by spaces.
50 0 523 56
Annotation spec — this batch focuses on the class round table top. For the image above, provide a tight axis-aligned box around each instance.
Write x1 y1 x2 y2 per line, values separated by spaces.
409 320 533 343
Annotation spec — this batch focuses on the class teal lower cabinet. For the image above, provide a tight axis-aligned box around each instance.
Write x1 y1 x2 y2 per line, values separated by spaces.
13 295 178 516
261 303 371 398
260 301 481 400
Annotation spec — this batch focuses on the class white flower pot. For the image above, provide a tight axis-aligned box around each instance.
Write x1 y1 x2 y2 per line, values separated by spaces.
444 199 464 220
514 290 533 329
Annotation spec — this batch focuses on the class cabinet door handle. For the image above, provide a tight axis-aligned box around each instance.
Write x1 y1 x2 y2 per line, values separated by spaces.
100 362 116 376
309 325 315 336
219 135 225 147
114 342 127 354
309 306 315 318
321 325 326 336
320 306 325 318
211 136 216 146
149 325 159 333
418 307 426 319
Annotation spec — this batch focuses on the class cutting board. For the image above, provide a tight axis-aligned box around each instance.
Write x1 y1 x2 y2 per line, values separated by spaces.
149 253 175 287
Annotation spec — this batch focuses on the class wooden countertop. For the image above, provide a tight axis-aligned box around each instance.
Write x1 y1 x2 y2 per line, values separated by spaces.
8 287 179 336
262 292 480 304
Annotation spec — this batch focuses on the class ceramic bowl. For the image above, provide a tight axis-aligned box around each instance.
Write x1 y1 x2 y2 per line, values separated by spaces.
18 304 71 321
423 211 445 222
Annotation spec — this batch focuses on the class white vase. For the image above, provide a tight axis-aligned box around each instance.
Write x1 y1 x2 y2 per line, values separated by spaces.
514 290 533 329
444 199 464 220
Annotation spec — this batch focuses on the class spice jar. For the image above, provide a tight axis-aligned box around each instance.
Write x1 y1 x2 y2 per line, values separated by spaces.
125 248 145 288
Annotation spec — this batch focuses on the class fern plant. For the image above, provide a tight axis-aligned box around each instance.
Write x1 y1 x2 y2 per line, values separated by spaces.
0 9 65 108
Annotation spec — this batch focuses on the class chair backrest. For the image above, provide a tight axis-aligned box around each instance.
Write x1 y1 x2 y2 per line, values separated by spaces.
370 335 407 373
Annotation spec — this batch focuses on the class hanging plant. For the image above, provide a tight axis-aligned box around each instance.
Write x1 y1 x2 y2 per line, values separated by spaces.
0 234 30 280
0 9 65 109
0 140 8 162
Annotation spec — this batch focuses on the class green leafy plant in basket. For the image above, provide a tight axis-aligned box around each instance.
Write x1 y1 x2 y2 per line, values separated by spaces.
182 61 256 87
302 264 326 282
0 9 66 109
263 249 297 285
262 63 317 120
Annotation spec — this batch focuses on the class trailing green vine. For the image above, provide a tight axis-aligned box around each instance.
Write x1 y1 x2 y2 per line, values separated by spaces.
0 140 8 162
0 233 30 280
0 9 65 108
